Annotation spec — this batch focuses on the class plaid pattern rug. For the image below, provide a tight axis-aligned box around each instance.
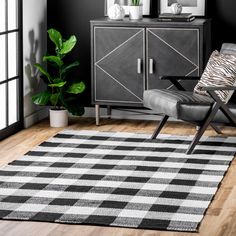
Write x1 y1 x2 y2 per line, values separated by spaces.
0 130 235 232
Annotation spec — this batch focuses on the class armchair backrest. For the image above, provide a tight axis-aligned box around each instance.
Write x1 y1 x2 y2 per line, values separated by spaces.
220 43 236 55
220 43 236 103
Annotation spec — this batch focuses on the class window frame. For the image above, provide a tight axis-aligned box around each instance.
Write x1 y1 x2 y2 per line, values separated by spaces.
0 0 23 141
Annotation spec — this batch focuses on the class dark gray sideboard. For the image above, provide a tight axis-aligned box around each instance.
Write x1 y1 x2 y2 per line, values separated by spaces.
91 18 211 125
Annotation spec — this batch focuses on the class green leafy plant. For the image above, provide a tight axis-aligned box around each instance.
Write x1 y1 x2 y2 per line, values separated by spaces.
32 28 86 116
131 0 141 6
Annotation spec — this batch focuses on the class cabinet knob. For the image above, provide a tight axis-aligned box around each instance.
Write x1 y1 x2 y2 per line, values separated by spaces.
149 58 154 74
137 58 142 74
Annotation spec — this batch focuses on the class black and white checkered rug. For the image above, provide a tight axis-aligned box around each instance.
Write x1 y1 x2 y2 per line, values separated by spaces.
0 130 235 232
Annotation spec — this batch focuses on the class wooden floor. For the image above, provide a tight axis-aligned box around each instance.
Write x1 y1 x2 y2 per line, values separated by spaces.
0 118 236 236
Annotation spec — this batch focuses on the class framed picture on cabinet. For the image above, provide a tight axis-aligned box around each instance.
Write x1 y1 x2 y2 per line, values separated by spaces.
159 0 206 16
105 0 157 17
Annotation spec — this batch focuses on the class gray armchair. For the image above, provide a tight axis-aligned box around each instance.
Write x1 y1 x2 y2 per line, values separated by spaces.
143 43 236 154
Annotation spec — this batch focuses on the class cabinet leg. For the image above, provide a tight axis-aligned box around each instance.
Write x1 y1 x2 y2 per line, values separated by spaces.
107 106 112 118
95 104 100 126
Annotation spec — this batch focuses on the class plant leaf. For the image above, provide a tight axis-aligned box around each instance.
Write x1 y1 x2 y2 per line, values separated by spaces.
61 61 80 77
52 78 63 84
132 0 140 5
50 93 60 106
34 63 51 82
32 91 51 106
67 81 85 94
48 29 63 50
60 93 85 116
48 81 67 88
63 101 85 116
43 55 63 67
68 106 85 116
39 75 50 85
60 35 77 55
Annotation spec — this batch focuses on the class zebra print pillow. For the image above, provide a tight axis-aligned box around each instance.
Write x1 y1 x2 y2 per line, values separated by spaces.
194 50 236 103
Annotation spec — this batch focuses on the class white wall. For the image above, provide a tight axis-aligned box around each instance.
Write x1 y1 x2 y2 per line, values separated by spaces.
23 0 48 128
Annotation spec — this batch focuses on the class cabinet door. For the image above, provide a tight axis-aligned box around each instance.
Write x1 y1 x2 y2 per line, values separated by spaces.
147 28 200 90
93 27 145 105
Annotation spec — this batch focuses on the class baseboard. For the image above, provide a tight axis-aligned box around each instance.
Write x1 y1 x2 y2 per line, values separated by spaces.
24 107 177 128
24 108 49 128
83 107 177 121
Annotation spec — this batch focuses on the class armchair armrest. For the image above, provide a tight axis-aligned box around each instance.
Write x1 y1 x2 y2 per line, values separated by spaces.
160 76 201 81
202 86 236 91
159 76 200 91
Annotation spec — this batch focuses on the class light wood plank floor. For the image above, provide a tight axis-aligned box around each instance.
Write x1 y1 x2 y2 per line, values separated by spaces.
0 118 236 236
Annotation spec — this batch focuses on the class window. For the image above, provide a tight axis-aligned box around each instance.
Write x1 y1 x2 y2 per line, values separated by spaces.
0 0 23 140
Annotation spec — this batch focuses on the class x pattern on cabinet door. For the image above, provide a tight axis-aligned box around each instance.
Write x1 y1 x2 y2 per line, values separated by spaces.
146 28 200 90
94 27 145 104
147 28 200 76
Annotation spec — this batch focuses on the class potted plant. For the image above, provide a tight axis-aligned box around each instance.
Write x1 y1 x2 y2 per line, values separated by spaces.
129 0 143 20
32 28 86 127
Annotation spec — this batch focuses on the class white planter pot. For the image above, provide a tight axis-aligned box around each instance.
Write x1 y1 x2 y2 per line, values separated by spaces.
49 109 68 128
129 5 143 20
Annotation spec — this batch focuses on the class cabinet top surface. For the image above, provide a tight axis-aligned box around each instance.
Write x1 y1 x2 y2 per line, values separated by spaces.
91 17 209 27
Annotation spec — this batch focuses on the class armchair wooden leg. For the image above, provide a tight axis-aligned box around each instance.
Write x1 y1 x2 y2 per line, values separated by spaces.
208 90 236 126
187 125 209 155
151 115 169 139
186 103 220 154
211 124 222 134
197 124 221 134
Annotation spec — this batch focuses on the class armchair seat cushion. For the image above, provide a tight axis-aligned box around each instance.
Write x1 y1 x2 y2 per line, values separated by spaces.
144 89 236 123
144 89 213 121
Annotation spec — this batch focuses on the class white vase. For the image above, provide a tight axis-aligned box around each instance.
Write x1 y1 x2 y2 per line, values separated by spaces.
129 5 143 20
171 3 183 15
108 4 125 20
49 109 68 128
